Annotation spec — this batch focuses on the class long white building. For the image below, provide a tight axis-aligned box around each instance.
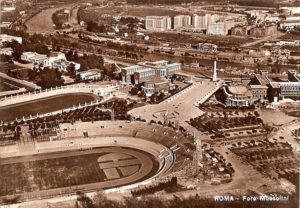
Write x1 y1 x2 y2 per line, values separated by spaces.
0 34 22 45
121 60 181 83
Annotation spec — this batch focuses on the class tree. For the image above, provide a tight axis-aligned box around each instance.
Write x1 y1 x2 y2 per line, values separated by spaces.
67 63 76 78
12 43 49 60
130 87 139 95
74 54 104 71
77 194 94 208
86 21 107 33
36 68 64 89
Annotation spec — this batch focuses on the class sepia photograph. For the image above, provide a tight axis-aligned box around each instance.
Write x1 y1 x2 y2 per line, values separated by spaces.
0 0 299 207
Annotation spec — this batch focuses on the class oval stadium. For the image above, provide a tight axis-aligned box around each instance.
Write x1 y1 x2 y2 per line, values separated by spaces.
0 121 192 203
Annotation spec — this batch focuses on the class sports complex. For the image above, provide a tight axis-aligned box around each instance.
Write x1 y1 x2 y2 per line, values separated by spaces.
0 119 192 203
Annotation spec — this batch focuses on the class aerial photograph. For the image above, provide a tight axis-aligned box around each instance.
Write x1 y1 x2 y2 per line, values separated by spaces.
0 0 299 207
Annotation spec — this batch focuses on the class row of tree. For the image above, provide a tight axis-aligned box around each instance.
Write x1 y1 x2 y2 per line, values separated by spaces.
131 177 178 197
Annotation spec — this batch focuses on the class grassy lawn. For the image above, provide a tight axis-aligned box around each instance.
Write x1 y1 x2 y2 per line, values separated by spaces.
0 93 97 122
0 63 23 73
150 32 251 47
81 5 184 23
0 152 107 196
0 147 158 197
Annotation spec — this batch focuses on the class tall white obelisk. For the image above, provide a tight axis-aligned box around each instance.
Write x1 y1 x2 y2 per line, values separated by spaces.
213 59 218 82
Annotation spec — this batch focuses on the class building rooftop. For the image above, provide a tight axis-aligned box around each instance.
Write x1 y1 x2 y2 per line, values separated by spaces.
77 69 102 74
122 65 144 71
135 68 156 73
249 85 268 89
144 77 169 84
228 85 250 95
255 74 270 86
48 52 65 57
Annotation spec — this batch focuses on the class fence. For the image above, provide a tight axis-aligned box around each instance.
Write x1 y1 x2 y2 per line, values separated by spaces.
0 96 113 126
0 84 119 107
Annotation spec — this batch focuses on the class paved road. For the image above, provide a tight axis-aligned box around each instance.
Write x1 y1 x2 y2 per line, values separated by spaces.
0 72 40 91
240 32 285 48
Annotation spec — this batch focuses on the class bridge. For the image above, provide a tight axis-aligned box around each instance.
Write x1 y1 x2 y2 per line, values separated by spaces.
0 83 119 107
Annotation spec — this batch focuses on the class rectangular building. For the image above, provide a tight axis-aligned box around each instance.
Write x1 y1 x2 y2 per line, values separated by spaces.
248 85 268 101
121 65 145 83
0 34 22 44
142 77 174 96
249 70 300 103
52 60 80 72
42 52 67 67
192 14 210 30
21 52 47 64
77 69 102 81
122 60 181 84
207 23 228 35
145 16 172 32
134 68 156 84
174 15 192 29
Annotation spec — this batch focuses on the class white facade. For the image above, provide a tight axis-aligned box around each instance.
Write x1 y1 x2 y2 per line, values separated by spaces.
280 7 300 15
207 23 228 35
174 15 192 29
52 60 80 72
281 20 300 29
2 7 16 12
77 69 101 80
0 22 11 28
21 52 47 64
0 47 13 56
42 52 66 67
0 34 22 44
145 16 172 32
192 14 211 30
122 60 181 83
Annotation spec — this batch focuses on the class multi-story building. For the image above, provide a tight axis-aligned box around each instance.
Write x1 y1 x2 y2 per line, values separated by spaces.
192 14 210 30
145 16 172 32
134 68 156 84
121 60 181 84
248 85 268 101
207 23 228 35
249 70 300 103
138 60 181 77
142 77 174 96
121 65 145 83
174 15 192 29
